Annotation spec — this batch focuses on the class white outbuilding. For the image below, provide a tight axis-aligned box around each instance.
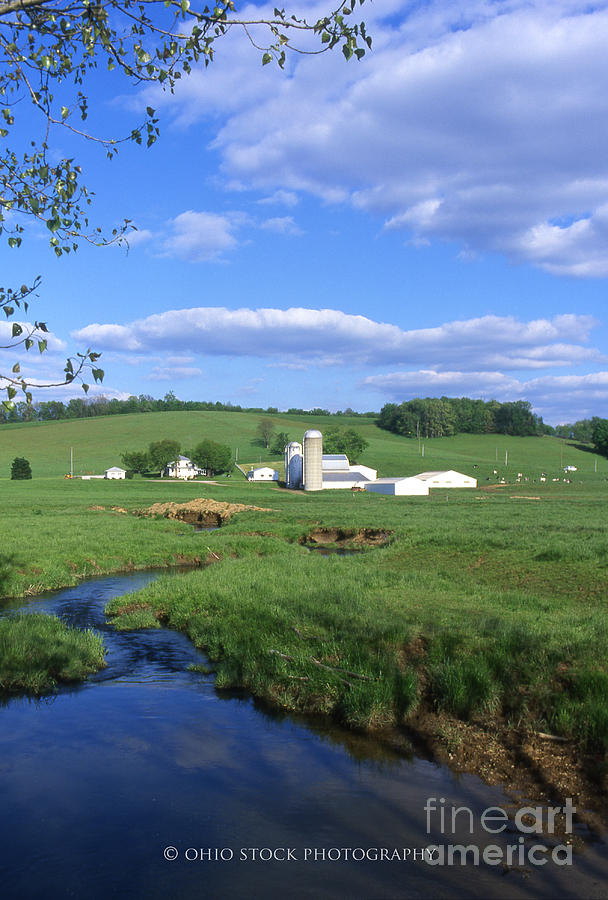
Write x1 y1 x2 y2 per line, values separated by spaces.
104 466 126 480
414 470 477 488
320 454 378 489
364 477 430 496
247 466 279 482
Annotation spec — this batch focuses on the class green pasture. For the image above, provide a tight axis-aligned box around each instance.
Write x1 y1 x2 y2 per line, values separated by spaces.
0 409 603 480
0 415 606 748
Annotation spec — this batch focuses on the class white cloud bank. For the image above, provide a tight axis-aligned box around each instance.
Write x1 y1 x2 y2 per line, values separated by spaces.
149 0 608 276
72 307 602 370
362 370 608 423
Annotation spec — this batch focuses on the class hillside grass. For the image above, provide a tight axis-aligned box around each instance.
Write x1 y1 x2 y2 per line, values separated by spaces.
0 409 602 480
0 413 607 749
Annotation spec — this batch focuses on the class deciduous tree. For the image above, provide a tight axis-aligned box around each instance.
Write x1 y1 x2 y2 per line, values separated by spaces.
190 439 232 475
148 439 181 472
256 417 276 449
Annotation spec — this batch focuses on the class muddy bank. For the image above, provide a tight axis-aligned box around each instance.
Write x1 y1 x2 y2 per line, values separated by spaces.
138 498 274 527
395 707 607 838
299 527 393 547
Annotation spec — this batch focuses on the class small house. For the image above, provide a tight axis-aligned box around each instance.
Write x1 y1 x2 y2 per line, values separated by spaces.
104 466 126 480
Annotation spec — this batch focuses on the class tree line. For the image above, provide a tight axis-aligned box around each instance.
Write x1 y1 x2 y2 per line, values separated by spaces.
0 392 378 425
377 398 551 438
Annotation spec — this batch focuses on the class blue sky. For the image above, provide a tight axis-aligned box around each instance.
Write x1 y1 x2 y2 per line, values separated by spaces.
2 0 608 424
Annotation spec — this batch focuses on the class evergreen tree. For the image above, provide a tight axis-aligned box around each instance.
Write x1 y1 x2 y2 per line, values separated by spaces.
11 457 32 480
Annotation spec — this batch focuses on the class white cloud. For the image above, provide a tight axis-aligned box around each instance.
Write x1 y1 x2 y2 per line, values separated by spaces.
258 190 299 208
161 210 244 262
149 0 608 277
147 366 203 381
72 308 602 370
260 216 303 235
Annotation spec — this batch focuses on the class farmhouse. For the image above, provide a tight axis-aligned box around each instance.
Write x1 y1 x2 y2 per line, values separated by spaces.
414 470 477 489
163 456 204 480
247 467 279 482
104 466 126 480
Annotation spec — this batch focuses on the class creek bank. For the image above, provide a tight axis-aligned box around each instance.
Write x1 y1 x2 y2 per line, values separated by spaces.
299 527 393 548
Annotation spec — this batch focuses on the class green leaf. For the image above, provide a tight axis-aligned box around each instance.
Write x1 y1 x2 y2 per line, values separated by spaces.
82 383 90 393
7 386 17 400
92 368 104 383
12 362 20 374
12 323 23 338
262 52 272 65
38 339 48 354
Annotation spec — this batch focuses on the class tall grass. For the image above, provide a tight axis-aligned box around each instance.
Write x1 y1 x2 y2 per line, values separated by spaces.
0 614 106 693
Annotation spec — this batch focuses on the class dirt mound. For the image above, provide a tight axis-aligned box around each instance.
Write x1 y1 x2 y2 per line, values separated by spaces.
300 527 392 548
139 498 273 527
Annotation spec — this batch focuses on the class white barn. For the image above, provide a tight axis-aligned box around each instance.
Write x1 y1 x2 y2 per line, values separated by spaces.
163 456 204 480
365 477 430 496
321 454 378 490
104 466 126 480
247 466 279 482
414 470 477 489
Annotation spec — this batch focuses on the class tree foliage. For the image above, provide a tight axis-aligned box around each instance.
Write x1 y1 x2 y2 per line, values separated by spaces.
256 417 276 449
10 455 31 479
592 418 608 457
322 425 368 462
0 0 369 405
270 430 290 454
377 397 546 439
120 448 150 474
190 438 232 475
148 438 181 472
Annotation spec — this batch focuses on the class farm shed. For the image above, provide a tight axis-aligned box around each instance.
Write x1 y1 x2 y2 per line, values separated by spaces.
104 467 126 480
247 467 279 482
414 470 477 488
321 454 377 489
364 477 430 496
322 472 372 490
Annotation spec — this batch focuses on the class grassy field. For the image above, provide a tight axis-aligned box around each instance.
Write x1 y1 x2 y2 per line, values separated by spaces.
0 413 607 758
0 409 602 479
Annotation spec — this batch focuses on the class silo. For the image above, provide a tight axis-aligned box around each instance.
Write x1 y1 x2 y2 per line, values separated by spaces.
285 441 303 489
303 429 323 491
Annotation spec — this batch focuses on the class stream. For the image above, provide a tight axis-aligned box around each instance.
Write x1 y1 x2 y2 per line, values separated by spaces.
0 571 607 899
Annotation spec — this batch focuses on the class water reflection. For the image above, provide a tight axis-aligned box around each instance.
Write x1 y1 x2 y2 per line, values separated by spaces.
0 573 607 900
